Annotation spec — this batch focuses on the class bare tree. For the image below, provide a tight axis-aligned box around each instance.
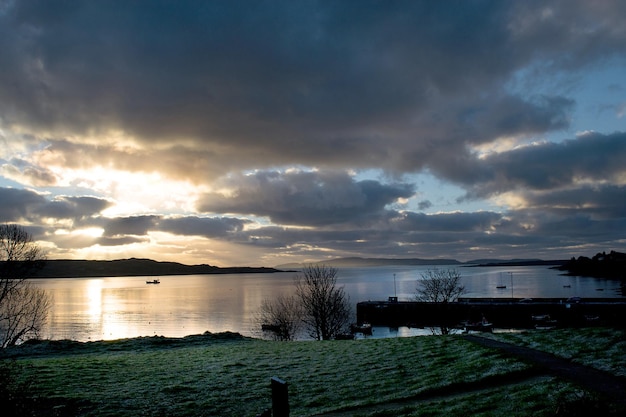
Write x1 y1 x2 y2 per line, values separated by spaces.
257 294 303 341
415 268 465 335
295 265 351 340
415 268 465 303
0 224 50 348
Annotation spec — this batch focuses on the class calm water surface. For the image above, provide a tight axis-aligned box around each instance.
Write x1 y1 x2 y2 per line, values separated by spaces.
32 265 623 342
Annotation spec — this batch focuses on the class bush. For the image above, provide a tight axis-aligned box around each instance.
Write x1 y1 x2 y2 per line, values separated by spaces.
0 359 35 417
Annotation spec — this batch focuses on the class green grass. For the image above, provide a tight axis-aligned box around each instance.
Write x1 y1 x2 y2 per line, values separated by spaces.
2 328 623 416
487 327 626 377
344 378 605 417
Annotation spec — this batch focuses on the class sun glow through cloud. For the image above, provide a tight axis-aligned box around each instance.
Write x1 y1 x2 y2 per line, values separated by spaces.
48 166 203 216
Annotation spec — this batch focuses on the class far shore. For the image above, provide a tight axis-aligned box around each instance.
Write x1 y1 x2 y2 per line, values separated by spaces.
26 258 286 279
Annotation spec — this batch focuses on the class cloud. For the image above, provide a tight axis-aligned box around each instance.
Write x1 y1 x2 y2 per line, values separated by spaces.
39 196 113 221
459 131 626 199
0 1 625 265
0 187 48 222
101 215 160 237
417 200 433 211
1 158 58 186
197 170 415 226
158 216 250 238
2 183 624 264
0 187 111 223
1 1 624 180
97 236 148 247
522 184 626 220
398 211 503 233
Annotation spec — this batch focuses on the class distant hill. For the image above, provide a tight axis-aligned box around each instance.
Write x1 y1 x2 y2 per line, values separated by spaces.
27 258 282 278
275 257 462 269
467 259 567 267
275 257 567 269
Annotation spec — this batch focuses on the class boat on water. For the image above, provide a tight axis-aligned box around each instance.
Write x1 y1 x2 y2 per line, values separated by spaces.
531 314 558 329
461 320 493 333
496 273 507 289
146 279 160 284
350 322 373 335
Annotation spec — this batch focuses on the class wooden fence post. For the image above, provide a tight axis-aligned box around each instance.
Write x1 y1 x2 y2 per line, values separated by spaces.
271 376 289 417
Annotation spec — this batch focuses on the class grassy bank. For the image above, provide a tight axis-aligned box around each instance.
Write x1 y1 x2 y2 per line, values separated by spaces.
2 328 625 416
487 327 626 377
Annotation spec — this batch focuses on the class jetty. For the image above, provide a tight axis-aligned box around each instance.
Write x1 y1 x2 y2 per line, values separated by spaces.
356 297 626 329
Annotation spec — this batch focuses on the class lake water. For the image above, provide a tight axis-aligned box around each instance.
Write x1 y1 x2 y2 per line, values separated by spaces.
32 265 623 342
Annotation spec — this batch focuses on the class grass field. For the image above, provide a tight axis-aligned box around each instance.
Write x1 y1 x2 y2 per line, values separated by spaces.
2 328 625 416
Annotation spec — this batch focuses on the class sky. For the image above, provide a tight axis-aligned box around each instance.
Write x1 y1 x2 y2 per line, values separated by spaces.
1 0 625 267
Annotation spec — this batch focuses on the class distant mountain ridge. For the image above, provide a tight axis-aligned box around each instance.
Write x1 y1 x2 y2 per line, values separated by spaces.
276 257 462 269
275 257 566 269
325 256 462 267
27 258 282 278
25 256 572 278
468 259 567 267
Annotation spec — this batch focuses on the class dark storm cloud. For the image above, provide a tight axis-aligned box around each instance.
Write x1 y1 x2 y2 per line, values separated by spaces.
533 214 626 238
460 132 626 199
1 1 624 176
233 205 624 261
97 236 148 247
101 216 159 237
0 187 48 221
399 211 503 233
0 187 111 222
233 210 506 253
417 200 432 211
463 95 574 144
530 185 626 219
158 216 250 238
492 207 626 258
197 170 415 226
38 196 113 220
95 215 251 241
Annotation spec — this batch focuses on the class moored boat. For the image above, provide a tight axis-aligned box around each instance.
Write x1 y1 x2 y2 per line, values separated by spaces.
350 322 372 335
462 320 493 332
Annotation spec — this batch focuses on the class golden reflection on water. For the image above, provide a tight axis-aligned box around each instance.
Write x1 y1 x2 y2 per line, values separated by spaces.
35 274 298 341
86 279 103 320
31 267 622 342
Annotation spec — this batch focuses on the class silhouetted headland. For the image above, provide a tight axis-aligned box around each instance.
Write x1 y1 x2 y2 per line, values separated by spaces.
25 258 283 278
557 250 626 280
